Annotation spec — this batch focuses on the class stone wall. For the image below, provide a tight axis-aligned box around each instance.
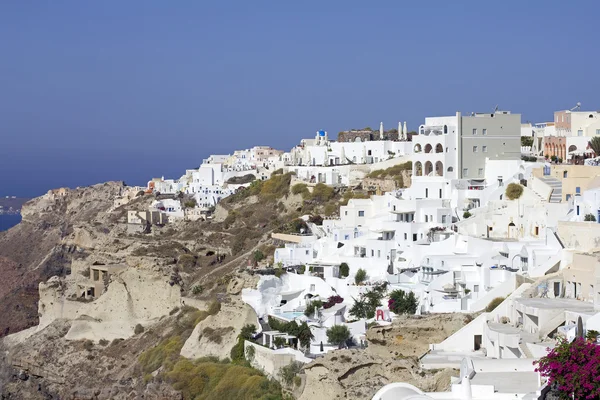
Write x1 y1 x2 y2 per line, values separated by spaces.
337 131 400 142
361 170 412 191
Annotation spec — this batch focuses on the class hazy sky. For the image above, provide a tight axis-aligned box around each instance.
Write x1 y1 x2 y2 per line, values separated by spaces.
1 1 599 197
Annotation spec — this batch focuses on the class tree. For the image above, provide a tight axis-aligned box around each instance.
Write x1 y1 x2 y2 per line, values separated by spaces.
590 137 600 156
240 324 256 340
388 289 418 315
505 183 524 200
354 268 367 285
521 136 534 147
252 250 265 263
349 285 385 319
585 213 597 222
295 322 314 350
534 337 600 399
304 299 322 317
273 336 286 348
339 263 350 278
326 325 351 349
279 361 303 387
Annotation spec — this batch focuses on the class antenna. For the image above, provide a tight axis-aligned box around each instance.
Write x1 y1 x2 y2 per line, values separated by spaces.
494 105 499 113
570 102 581 111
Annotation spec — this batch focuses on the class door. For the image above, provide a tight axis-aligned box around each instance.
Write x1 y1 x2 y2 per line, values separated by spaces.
553 282 560 297
474 335 482 351
535 226 539 236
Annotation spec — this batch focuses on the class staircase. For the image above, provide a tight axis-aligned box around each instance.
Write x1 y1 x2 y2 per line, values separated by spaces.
518 341 535 359
540 177 562 203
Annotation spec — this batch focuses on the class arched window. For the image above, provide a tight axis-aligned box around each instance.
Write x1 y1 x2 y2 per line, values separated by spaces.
414 144 422 153
414 161 423 176
447 166 454 172
435 161 443 176
425 161 433 176
443 125 448 134
435 143 443 153
569 145 577 152
424 144 433 153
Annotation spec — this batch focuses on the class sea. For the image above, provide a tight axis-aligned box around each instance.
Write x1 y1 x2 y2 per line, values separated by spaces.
0 214 22 232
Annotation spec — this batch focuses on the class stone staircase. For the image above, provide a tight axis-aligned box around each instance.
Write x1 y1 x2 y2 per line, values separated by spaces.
518 341 535 359
540 177 562 203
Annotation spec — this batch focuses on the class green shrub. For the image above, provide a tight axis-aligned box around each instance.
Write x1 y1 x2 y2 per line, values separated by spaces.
253 250 265 263
192 285 203 295
304 300 323 317
326 325 351 348
486 297 505 312
271 168 284 176
310 183 335 203
339 263 349 278
505 183 524 200
388 289 418 314
291 183 308 196
184 199 197 208
354 268 367 285
279 361 303 387
463 211 472 219
297 265 306 274
273 336 286 348
585 214 597 222
200 326 234 344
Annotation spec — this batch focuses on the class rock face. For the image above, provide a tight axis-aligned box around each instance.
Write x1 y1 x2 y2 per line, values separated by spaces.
35 268 183 342
299 314 466 400
0 182 126 337
180 299 257 360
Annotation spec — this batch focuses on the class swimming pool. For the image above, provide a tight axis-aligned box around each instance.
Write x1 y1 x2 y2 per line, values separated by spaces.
272 311 305 320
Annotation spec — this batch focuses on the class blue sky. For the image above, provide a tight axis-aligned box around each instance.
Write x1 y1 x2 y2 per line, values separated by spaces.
1 1 599 197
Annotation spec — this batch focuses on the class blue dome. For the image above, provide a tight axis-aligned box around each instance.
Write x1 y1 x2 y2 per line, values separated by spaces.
318 130 326 137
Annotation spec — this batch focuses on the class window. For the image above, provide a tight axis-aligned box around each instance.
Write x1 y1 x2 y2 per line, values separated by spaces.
404 233 407 240
596 129 600 135
442 215 447 223
473 146 478 152
474 285 479 293
425 188 428 198
371 250 374 257
482 145 487 153
305 250 309 255
482 128 487 135
478 168 484 177
472 128 477 135
344 235 349 240
345 211 348 216
310 284 315 292
463 168 469 177
425 215 428 222
576 187 581 194
439 189 442 198
358 211 365 217
578 130 583 136
377 250 381 258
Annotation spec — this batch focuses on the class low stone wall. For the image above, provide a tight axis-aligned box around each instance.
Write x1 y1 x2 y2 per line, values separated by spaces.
244 340 311 379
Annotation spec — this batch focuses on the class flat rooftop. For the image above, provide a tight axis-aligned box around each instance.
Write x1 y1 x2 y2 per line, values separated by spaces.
471 371 539 394
516 298 596 314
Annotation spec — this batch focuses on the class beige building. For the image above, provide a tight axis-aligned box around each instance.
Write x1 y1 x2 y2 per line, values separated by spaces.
532 165 600 201
79 264 127 299
562 252 600 304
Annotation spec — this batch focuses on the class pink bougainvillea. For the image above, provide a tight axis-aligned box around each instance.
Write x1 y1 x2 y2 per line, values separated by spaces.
534 337 600 399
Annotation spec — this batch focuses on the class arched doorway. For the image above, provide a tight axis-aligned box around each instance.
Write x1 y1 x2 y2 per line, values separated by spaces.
508 222 517 239
435 161 443 176
424 144 433 153
414 161 423 176
425 161 433 176
435 143 443 153
414 144 422 153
